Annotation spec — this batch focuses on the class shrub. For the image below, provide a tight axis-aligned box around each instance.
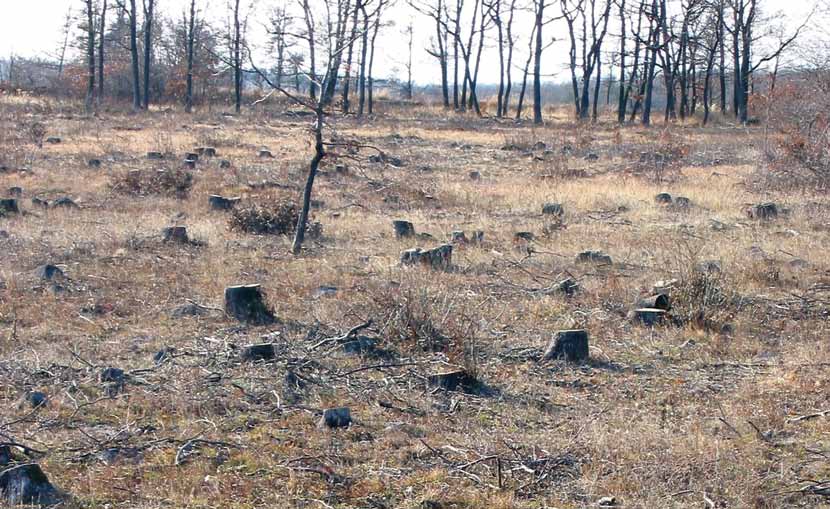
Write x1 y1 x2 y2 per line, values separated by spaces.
110 169 194 199
229 200 298 235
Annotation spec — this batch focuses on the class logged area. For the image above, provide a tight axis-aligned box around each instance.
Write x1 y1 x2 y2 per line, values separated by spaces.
1 99 829 508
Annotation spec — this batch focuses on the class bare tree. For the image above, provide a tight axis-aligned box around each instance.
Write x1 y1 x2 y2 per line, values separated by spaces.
98 0 108 102
142 0 156 109
185 0 197 112
83 0 96 112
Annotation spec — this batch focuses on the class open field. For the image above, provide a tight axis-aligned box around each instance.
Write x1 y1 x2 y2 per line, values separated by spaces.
1 97 829 508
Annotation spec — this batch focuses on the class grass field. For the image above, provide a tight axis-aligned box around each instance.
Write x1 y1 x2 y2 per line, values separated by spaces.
1 96 829 508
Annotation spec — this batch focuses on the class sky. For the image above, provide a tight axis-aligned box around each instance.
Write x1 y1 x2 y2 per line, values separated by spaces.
0 0 820 86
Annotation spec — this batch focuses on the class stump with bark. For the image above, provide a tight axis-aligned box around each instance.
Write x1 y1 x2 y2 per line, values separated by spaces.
208 195 241 211
746 202 778 220
542 202 564 216
318 407 352 429
224 284 276 325
543 330 589 362
240 343 276 362
654 192 673 205
162 226 190 244
0 199 19 214
631 308 667 326
636 294 671 311
392 220 415 239
576 250 613 266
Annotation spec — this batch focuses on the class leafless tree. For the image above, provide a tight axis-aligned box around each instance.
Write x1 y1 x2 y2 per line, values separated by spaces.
185 0 197 112
82 0 96 112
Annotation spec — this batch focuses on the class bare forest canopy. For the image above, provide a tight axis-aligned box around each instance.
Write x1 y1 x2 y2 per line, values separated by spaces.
0 0 825 125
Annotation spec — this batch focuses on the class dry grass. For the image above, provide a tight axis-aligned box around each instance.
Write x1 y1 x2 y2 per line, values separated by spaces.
1 96 829 508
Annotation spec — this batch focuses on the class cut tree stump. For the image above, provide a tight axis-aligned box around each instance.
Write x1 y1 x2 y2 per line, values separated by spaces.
7 186 22 197
631 308 666 326
208 195 241 211
147 151 164 160
258 149 274 158
318 407 352 429
542 202 564 216
196 147 217 157
219 160 232 169
0 449 63 507
450 231 467 243
636 294 671 311
400 244 453 270
746 202 778 220
392 220 415 239
34 264 64 280
240 344 276 362
88 158 102 168
543 330 589 362
162 226 190 244
654 192 673 205
673 196 692 209
428 369 479 392
0 199 19 214
45 137 61 144
469 170 481 180
470 230 484 244
224 284 276 325
51 197 78 208
576 250 613 266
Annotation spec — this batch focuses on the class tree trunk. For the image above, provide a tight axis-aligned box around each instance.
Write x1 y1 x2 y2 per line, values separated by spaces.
342 0 361 113
129 0 141 110
143 0 155 110
98 0 107 103
532 0 544 124
292 107 325 255
233 0 242 113
185 0 196 113
84 0 95 113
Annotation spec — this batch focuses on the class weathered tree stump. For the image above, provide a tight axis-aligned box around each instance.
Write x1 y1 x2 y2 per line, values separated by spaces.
51 197 78 208
673 196 692 209
636 294 671 311
224 284 276 325
342 336 378 356
469 170 481 180
208 194 241 211
318 407 352 429
162 226 190 244
99 367 125 384
46 136 62 144
393 220 416 239
542 203 564 216
87 158 102 168
0 198 19 214
258 149 274 158
34 264 64 280
400 244 453 271
196 147 217 157
219 160 232 169
543 330 590 362
185 152 199 162
183 158 196 169
576 250 613 266
31 197 48 208
514 231 535 242
240 343 276 362
147 151 164 160
0 450 62 506
428 369 478 392
654 192 673 205
450 231 468 243
556 277 580 296
470 230 484 244
335 164 349 175
653 279 678 295
746 202 778 220
7 186 22 197
631 308 666 326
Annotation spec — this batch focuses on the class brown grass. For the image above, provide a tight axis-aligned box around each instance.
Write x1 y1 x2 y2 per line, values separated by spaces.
1 96 829 508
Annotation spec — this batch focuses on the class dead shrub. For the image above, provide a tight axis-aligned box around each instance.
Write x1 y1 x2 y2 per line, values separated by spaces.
110 169 193 198
229 199 298 235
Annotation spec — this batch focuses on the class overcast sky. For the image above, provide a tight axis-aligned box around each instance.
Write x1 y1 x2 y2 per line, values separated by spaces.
0 0 819 85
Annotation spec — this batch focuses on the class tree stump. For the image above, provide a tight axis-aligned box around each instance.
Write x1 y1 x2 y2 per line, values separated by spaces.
542 202 564 216
26 391 48 408
162 226 190 244
543 330 589 362
746 202 778 220
7 186 22 197
34 264 64 280
318 407 352 429
428 369 478 392
556 277 580 296
224 284 276 325
51 197 78 209
673 196 691 209
631 308 666 326
240 343 276 362
147 151 164 160
392 220 415 239
219 160 232 169
185 152 199 162
576 250 613 266
46 136 62 144
31 197 48 209
0 199 19 214
400 245 453 271
183 159 196 169
636 294 671 311
450 231 468 244
196 147 217 157
654 192 673 205
88 158 102 168
653 279 678 295
0 455 62 506
514 231 534 242
258 149 274 158
208 195 241 211
469 170 481 180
